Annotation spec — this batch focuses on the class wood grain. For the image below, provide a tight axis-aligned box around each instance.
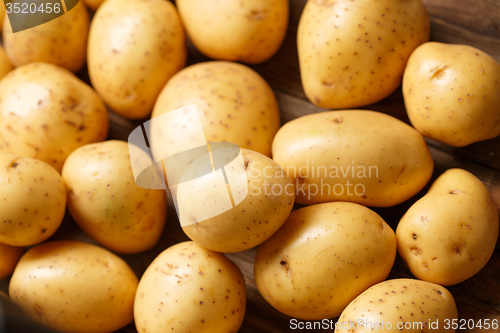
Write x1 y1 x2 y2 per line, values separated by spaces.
1 0 499 332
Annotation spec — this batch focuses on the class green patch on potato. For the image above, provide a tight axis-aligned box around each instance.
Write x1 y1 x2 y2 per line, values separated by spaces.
62 140 167 254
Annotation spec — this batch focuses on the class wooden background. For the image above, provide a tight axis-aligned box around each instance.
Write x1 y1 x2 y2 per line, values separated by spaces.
2 0 500 332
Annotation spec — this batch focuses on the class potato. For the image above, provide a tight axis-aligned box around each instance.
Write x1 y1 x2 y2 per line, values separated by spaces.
0 243 24 279
88 0 186 119
335 279 458 333
9 241 138 333
134 241 246 333
403 42 500 146
151 61 281 158
298 0 429 109
62 140 167 254
0 3 4 32
180 149 295 253
2 1 89 72
83 0 106 11
177 0 288 64
272 110 434 207
397 169 499 286
0 153 66 246
0 45 12 80
0 63 109 172
254 202 397 320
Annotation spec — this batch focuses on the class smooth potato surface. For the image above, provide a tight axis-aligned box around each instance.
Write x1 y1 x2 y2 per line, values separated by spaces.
336 279 458 333
0 45 11 80
397 169 499 286
255 202 397 319
298 0 429 108
272 110 434 206
0 153 66 246
9 241 138 333
62 140 167 254
0 243 24 279
177 0 288 63
151 61 280 158
180 149 295 253
0 63 108 171
403 42 500 146
2 1 89 72
135 241 246 333
88 0 186 119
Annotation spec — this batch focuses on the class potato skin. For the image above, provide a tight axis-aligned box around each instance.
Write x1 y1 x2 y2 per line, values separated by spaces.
272 110 434 207
0 154 66 246
2 1 89 72
0 46 12 80
134 241 246 333
177 0 288 64
254 202 397 320
180 149 295 253
335 279 458 333
298 0 429 109
151 61 280 157
0 63 108 172
396 169 499 286
0 243 24 279
403 42 500 146
88 0 186 119
9 241 138 333
83 0 106 11
0 4 4 32
62 140 167 254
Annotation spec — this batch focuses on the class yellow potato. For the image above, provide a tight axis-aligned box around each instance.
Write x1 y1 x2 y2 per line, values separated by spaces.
88 0 186 119
397 169 499 286
336 279 457 333
62 140 167 254
0 153 66 246
0 63 109 172
134 241 246 333
9 241 138 333
180 149 295 253
298 0 429 109
177 0 288 64
151 61 281 158
272 110 434 207
2 1 89 72
403 42 500 146
0 243 24 279
254 202 397 320
0 3 4 32
0 45 12 80
83 0 106 11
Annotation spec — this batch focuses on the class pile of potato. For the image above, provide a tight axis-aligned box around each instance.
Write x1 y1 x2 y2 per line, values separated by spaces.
0 0 499 332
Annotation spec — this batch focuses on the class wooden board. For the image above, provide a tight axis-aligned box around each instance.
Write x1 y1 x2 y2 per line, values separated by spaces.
1 0 499 332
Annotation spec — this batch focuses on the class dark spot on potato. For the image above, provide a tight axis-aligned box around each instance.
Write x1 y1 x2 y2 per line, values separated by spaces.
333 116 343 124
